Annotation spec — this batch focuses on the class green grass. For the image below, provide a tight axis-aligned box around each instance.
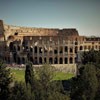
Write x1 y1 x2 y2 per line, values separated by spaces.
11 69 25 82
54 72 74 80
10 68 74 82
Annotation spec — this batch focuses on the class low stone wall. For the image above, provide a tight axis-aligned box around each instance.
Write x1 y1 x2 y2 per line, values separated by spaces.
51 64 77 74
7 63 77 74
33 64 77 74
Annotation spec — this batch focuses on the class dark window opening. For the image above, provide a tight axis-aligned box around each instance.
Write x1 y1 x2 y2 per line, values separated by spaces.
59 58 63 64
13 53 17 63
9 42 13 51
17 57 21 64
75 57 77 63
65 46 68 52
14 32 18 35
59 47 63 54
65 58 68 64
70 48 73 53
70 57 73 64
75 47 78 53
54 57 58 64
75 41 78 45
34 57 38 64
22 57 25 64
39 57 42 64
26 46 28 50
49 57 53 64
30 57 33 63
44 58 46 63
80 46 83 50
34 46 37 53
54 49 57 54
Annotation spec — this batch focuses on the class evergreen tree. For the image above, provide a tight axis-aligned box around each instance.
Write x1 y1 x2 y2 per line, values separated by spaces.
25 61 34 87
0 60 13 100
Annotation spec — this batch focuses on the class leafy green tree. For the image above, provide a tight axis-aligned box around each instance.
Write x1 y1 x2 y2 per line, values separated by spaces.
9 81 35 100
81 50 100 99
71 63 98 100
0 60 13 100
82 50 100 65
35 64 70 100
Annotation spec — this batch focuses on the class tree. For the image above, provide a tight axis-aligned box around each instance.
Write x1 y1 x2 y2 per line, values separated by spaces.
9 81 35 100
0 60 13 100
35 64 70 100
25 61 34 87
71 63 98 100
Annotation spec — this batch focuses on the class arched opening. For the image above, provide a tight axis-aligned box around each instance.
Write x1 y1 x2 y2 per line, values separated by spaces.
39 57 42 64
8 35 13 40
54 57 58 64
25 46 28 51
75 57 77 63
65 46 68 52
59 57 63 64
54 48 58 54
34 46 37 53
44 57 46 63
34 57 38 64
14 32 18 35
22 57 25 64
80 46 83 50
75 46 78 53
30 57 33 63
9 42 13 51
17 57 21 64
13 53 17 63
49 57 53 64
65 57 68 64
70 48 73 53
75 41 78 45
59 46 63 54
88 46 91 50
70 57 73 64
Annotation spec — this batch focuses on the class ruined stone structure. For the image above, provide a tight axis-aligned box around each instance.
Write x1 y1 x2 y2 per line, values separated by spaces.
0 20 100 73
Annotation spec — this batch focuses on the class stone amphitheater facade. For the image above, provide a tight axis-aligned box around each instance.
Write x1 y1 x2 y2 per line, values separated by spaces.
0 20 100 73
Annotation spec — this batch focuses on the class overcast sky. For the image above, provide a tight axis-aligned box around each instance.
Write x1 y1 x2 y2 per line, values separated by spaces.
0 0 100 36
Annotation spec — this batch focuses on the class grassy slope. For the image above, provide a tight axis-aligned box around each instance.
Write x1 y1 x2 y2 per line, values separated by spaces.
11 69 74 82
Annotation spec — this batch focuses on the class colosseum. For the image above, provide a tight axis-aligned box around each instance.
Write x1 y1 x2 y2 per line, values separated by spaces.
0 20 100 73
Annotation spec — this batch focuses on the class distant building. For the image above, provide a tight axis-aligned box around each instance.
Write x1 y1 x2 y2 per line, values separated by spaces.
0 20 100 73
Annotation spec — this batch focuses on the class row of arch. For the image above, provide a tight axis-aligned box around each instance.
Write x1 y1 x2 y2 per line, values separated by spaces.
5 56 75 64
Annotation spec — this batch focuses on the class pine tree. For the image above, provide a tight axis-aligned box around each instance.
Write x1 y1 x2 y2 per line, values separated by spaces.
25 61 34 88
